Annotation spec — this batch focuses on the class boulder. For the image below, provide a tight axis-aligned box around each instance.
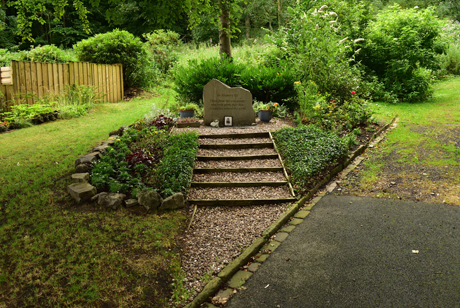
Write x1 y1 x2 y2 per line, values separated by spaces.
75 163 92 173
159 193 185 211
67 183 97 202
71 173 90 183
125 199 139 208
75 152 100 168
92 141 111 154
92 192 126 210
137 190 162 211
109 126 125 137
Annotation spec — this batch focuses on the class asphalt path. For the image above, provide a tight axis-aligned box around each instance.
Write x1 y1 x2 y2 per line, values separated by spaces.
227 195 460 308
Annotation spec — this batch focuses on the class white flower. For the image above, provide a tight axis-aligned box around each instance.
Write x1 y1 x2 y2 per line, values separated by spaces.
354 38 365 43
355 48 362 54
318 5 328 12
329 11 337 16
315 24 319 30
329 20 336 24
339 37 348 44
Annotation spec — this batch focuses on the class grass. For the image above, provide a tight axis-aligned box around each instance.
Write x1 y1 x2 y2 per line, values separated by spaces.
353 76 460 204
0 97 190 307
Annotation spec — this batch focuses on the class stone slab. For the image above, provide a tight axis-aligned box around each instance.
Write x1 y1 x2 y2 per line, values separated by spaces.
274 232 289 242
280 225 296 233
203 79 255 127
247 262 261 272
71 173 89 183
289 218 304 225
67 183 96 202
295 210 310 219
255 254 269 263
227 271 252 289
262 240 281 253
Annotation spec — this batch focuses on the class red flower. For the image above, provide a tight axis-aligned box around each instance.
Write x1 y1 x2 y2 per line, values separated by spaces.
351 91 356 95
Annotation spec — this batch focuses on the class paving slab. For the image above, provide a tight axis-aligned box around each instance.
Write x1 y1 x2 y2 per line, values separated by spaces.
227 195 460 308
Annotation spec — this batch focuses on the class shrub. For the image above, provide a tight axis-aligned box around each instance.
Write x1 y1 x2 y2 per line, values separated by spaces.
143 30 182 74
154 132 199 197
173 56 296 107
74 29 154 88
273 126 348 191
17 45 69 63
359 5 445 102
268 3 364 103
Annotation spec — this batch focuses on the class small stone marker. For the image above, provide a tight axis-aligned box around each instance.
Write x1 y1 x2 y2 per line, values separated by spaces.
203 79 255 127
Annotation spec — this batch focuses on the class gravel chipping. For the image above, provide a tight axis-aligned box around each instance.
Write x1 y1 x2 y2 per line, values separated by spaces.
180 203 290 299
195 159 282 169
198 137 272 145
192 171 286 183
188 186 292 200
197 148 277 156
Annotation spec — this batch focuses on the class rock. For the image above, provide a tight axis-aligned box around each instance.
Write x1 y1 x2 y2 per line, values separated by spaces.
71 173 90 183
92 192 126 210
0 124 7 133
125 199 139 208
137 190 162 211
109 126 125 137
159 193 185 211
67 183 97 202
74 152 100 168
92 141 111 154
75 163 92 173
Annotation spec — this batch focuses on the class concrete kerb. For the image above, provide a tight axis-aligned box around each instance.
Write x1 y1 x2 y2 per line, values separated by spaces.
184 117 398 308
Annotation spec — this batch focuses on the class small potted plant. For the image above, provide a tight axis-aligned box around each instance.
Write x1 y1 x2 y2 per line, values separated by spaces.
253 100 279 123
178 103 200 118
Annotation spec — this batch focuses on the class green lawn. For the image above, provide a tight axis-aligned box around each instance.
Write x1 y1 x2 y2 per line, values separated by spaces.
0 97 189 307
348 76 460 204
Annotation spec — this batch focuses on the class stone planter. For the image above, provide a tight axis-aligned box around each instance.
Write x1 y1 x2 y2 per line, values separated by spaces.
176 121 201 128
258 110 272 123
179 110 195 118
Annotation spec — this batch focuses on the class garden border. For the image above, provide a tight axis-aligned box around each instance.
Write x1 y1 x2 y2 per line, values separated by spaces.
184 116 398 308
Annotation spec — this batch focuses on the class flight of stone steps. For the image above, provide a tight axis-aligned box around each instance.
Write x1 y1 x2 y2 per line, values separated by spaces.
188 132 296 206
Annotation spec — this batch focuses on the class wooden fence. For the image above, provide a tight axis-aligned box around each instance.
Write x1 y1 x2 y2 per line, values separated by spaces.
0 60 123 111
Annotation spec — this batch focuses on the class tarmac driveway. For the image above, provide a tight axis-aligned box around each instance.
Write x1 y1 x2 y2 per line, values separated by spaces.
227 195 460 308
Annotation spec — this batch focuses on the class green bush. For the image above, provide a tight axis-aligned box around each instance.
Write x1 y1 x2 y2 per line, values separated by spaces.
0 49 21 66
143 30 182 74
268 3 364 103
74 29 154 88
154 132 199 197
359 5 445 102
17 45 69 63
173 56 296 107
273 126 348 191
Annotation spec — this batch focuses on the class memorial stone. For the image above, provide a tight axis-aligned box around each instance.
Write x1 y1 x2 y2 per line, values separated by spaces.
203 79 255 127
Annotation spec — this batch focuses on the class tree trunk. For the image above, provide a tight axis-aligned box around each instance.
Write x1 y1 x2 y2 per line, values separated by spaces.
278 0 283 26
245 16 250 39
218 0 232 58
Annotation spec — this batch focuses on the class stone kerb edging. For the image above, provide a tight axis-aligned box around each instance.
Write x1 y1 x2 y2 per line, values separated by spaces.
67 126 186 211
184 117 398 308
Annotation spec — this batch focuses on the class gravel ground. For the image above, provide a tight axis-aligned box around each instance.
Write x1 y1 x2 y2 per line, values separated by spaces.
198 137 272 144
192 172 286 183
179 204 290 302
195 159 282 169
175 118 296 306
197 148 278 156
188 186 292 200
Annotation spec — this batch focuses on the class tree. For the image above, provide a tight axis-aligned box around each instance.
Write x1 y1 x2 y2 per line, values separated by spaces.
7 0 93 43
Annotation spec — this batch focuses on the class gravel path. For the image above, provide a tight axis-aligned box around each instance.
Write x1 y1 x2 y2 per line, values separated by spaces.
176 118 296 306
195 159 282 169
198 137 272 145
188 186 292 200
192 172 286 183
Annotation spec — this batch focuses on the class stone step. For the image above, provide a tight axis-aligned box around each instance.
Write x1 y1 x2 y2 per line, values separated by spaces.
193 167 284 173
199 132 270 139
187 198 297 206
199 142 273 149
190 181 289 188
196 154 279 161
